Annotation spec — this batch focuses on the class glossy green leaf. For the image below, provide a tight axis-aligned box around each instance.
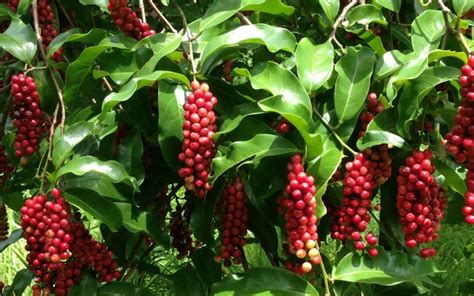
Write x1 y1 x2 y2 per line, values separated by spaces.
214 103 265 139
199 0 294 32
135 33 183 76
16 0 30 15
374 50 405 80
0 229 22 252
346 4 387 26
347 27 386 56
69 272 98 296
64 188 123 231
396 66 459 137
0 18 37 62
357 131 409 150
47 28 108 59
211 267 319 295
191 247 221 287
98 282 154 296
117 131 145 185
411 10 444 54
63 173 128 202
373 0 401 12
453 0 474 16
173 266 206 296
102 71 189 112
79 0 109 13
428 49 467 63
55 156 139 191
52 122 95 168
158 82 185 172
2 269 33 296
334 47 375 123
200 24 296 73
433 158 467 195
211 134 298 181
295 38 334 93
307 148 344 188
115 202 163 242
318 0 339 23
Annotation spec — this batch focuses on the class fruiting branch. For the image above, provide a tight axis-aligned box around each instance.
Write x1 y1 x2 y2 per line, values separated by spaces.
138 0 146 23
147 0 178 34
328 0 359 50
315 241 332 296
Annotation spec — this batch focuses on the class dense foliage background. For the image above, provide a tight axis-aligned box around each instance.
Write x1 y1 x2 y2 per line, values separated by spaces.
1 0 474 295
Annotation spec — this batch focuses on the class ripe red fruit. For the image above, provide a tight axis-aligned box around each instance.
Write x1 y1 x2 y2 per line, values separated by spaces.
170 199 197 259
275 118 291 134
279 154 320 274
396 150 447 257
178 81 218 198
37 0 63 61
107 0 155 40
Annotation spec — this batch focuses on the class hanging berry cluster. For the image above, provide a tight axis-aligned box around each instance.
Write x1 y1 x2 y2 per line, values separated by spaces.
278 154 321 274
215 177 249 267
330 153 379 257
0 144 13 187
396 150 447 258
0 203 8 240
170 200 196 259
107 0 155 40
358 92 392 185
21 189 120 296
37 0 63 61
446 56 474 224
178 81 218 198
10 74 46 158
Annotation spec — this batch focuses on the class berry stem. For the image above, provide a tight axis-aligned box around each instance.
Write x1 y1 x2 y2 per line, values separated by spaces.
328 0 359 51
175 3 197 78
436 0 471 54
315 241 332 296
312 106 357 156
236 12 252 25
147 0 178 34
368 209 397 249
39 104 59 192
138 0 146 24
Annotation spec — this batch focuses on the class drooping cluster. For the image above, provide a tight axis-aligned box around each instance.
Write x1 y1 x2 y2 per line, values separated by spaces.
463 162 474 224
170 200 196 259
37 0 63 61
215 177 248 267
396 150 447 258
358 92 392 185
21 189 120 295
0 144 13 187
10 74 46 158
107 0 155 40
0 203 8 240
330 153 379 256
178 81 218 198
278 154 321 274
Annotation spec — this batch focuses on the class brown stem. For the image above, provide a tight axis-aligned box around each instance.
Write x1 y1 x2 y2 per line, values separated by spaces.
175 3 197 78
315 241 332 296
138 0 147 23
102 77 113 92
328 0 359 50
147 0 178 34
39 104 59 192
236 12 252 25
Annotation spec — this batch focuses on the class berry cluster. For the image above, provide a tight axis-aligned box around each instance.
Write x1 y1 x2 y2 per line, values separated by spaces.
215 177 248 267
275 118 291 135
0 203 8 240
463 163 474 224
21 189 120 295
0 144 13 187
10 74 46 158
178 81 218 198
107 0 155 40
330 153 379 256
37 0 63 61
278 154 321 274
1 0 19 12
396 150 447 258
445 97 474 164
170 201 196 259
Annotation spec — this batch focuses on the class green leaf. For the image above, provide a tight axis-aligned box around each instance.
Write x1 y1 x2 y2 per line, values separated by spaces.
411 10 444 54
374 50 404 80
214 103 265 139
200 24 297 73
98 282 154 296
53 122 95 168
0 229 23 252
47 28 108 59
199 0 294 32
453 0 474 16
117 131 145 185
211 134 298 181
357 131 409 150
346 4 387 26
318 0 339 23
333 250 439 287
102 71 189 113
2 269 33 296
115 202 163 242
69 272 98 296
16 0 30 15
433 158 467 195
63 173 128 202
55 156 139 191
295 39 334 93
64 189 123 231
173 266 206 296
79 0 109 13
396 66 459 137
135 33 183 76
307 148 344 188
0 18 37 62
373 0 401 12
428 49 467 63
158 82 185 172
334 47 375 123
211 267 319 295
191 247 222 287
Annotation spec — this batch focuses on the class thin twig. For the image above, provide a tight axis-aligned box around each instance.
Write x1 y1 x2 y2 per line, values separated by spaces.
312 106 357 156
138 0 147 23
102 77 113 92
32 0 66 133
315 241 332 296
175 3 197 78
436 0 471 54
328 0 358 50
147 0 178 34
39 104 59 192
57 2 75 28
24 66 48 75
236 12 252 25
